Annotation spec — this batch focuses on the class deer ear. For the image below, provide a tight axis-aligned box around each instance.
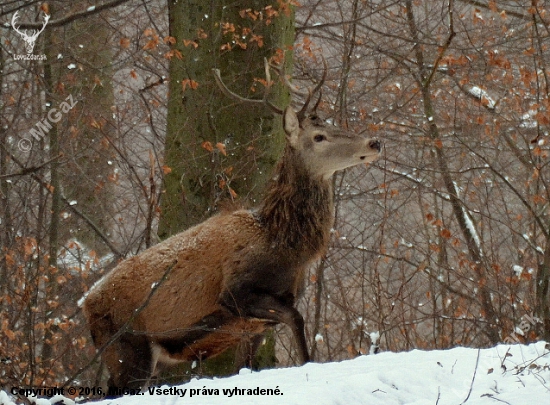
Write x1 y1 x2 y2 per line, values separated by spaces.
283 106 300 145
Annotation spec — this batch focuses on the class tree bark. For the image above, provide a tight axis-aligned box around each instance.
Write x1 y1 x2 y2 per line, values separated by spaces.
159 0 295 377
160 0 294 237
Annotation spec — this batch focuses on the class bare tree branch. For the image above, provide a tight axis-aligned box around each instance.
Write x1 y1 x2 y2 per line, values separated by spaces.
456 0 532 21
1 0 133 28
61 259 178 389
0 144 123 258
0 153 61 178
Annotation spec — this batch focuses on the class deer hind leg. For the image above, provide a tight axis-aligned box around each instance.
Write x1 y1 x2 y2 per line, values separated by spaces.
155 309 233 356
87 314 152 394
119 333 152 389
103 332 152 392
234 333 266 372
221 292 310 364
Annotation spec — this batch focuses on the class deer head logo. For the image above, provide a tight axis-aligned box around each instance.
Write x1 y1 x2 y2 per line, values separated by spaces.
11 11 50 54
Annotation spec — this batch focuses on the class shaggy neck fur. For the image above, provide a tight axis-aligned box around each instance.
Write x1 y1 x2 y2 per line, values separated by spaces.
257 145 333 257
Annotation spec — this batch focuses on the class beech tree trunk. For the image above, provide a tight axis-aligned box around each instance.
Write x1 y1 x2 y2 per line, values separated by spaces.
160 0 294 237
159 0 295 377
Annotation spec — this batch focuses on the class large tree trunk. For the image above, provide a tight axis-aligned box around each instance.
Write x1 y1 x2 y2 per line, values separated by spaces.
159 0 294 377
160 0 294 237
40 1 117 370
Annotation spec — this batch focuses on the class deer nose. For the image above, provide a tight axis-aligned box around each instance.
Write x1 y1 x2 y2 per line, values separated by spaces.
369 140 381 152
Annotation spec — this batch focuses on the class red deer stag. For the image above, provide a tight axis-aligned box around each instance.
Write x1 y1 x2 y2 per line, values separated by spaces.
82 62 381 391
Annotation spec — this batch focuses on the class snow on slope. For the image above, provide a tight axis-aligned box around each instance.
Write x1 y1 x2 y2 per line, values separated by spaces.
2 342 549 405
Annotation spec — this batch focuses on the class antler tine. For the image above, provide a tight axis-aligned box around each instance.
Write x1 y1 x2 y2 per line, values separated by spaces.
39 13 51 33
296 88 312 122
11 12 24 35
260 58 283 114
269 60 309 97
271 56 328 122
262 57 272 102
312 90 323 114
295 57 327 121
312 56 328 97
212 67 283 115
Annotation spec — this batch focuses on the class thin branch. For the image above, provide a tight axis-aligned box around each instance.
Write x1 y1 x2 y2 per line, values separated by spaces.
1 0 132 28
139 76 166 94
423 0 456 88
0 153 62 178
61 259 178 388
0 144 123 258
456 0 533 21
459 348 481 404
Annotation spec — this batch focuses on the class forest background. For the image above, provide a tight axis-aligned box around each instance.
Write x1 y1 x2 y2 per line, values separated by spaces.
0 0 549 392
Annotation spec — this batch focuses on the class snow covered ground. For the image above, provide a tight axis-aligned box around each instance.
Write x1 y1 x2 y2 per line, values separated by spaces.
2 342 549 405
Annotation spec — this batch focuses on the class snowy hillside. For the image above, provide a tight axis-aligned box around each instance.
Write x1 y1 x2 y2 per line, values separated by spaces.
2 342 549 405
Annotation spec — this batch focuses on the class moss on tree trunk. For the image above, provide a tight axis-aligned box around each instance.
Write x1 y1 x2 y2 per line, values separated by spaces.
160 0 294 236
159 0 295 378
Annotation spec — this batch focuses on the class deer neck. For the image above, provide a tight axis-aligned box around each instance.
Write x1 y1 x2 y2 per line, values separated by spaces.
258 146 334 257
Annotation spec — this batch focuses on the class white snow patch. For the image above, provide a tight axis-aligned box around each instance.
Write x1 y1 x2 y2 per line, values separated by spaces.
468 86 496 109
520 109 538 129
0 390 16 405
521 234 545 255
463 209 482 253
77 275 104 308
57 238 114 275
474 9 484 21
512 265 524 277
2 343 548 404
238 368 252 375
29 399 51 405
454 183 483 256
369 331 380 355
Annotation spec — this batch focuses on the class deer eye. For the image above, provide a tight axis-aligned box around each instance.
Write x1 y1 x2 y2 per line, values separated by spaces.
313 134 327 143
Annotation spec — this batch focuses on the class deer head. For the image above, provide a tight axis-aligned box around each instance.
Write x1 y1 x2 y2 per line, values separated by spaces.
11 11 50 54
213 58 381 180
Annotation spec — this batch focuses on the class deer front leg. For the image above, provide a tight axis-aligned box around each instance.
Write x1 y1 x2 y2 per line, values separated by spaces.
155 309 233 355
221 291 310 364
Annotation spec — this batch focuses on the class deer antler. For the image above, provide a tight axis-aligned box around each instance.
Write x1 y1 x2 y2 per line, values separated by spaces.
269 57 328 122
11 12 26 38
35 13 50 37
295 57 327 122
213 56 328 121
213 58 283 115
